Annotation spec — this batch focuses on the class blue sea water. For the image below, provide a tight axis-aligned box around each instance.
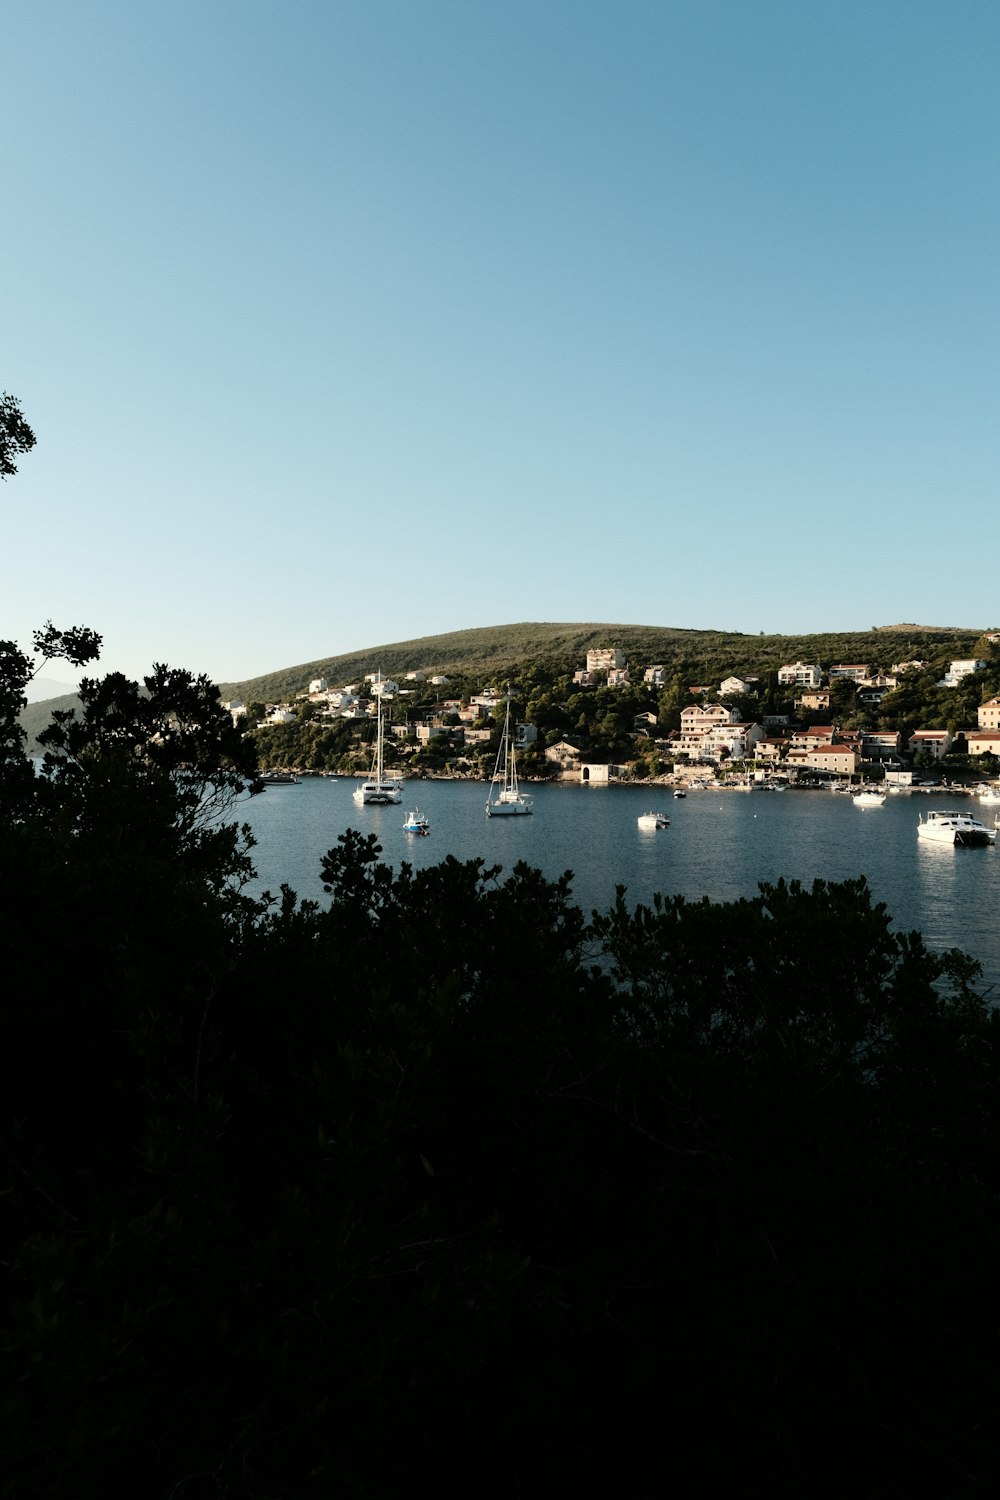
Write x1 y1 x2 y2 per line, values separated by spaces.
234 778 1000 990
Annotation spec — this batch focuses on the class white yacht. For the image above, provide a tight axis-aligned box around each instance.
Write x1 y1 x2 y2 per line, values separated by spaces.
917 810 995 847
852 789 886 807
353 673 404 805
485 694 533 817
637 811 670 830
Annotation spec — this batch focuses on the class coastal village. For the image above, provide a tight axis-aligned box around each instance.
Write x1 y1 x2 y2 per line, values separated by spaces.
227 634 1000 787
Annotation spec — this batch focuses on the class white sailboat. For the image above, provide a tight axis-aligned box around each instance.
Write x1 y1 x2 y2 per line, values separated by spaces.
353 672 403 805
485 694 533 817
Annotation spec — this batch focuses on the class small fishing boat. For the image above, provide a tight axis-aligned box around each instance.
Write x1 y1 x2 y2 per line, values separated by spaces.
637 811 670 830
403 808 430 834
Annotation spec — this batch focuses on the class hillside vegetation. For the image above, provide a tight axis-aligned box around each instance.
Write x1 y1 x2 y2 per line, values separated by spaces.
219 620 990 701
19 621 992 755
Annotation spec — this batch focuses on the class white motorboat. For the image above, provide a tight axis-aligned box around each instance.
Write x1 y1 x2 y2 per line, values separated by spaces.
673 789 687 799
852 789 886 807
975 783 1000 805
637 811 670 830
403 808 429 834
353 672 404 805
917 809 995 847
485 694 533 817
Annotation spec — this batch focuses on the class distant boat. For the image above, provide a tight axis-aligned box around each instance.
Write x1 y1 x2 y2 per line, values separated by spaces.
485 693 533 817
673 789 687 798
637 811 670 830
258 771 299 785
403 808 430 834
353 671 404 806
852 788 886 807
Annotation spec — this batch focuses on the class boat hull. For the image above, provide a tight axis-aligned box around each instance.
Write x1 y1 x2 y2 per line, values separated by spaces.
354 781 403 805
486 800 532 817
918 811 993 846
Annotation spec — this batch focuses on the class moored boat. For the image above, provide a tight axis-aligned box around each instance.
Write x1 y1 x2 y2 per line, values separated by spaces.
917 809 995 847
486 694 533 817
403 808 430 834
354 672 404 806
637 811 670 830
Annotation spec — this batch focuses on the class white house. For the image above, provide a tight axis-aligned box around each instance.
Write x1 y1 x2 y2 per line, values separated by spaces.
828 663 871 683
720 675 759 696
777 662 822 688
978 698 1000 730
699 723 765 763
643 665 667 685
938 659 987 687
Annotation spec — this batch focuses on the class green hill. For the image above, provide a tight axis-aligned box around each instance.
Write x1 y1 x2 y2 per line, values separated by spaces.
18 620 991 751
219 620 988 702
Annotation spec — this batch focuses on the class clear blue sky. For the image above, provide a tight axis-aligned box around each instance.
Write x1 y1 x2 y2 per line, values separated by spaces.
4 0 998 685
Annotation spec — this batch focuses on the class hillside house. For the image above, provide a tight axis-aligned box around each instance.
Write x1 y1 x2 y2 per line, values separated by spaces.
800 744 859 776
677 703 741 760
544 740 582 770
938 659 987 687
643 665 667 685
828 664 872 683
862 730 903 759
778 662 822 687
798 691 831 711
607 668 631 686
754 738 787 765
586 649 625 672
908 729 952 760
720 675 759 696
963 730 1000 757
978 698 1000 730
789 725 838 751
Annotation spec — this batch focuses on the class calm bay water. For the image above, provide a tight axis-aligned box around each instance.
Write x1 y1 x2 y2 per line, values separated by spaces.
235 779 1000 988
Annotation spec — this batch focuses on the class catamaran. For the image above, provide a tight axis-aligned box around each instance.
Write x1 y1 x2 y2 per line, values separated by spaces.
353 672 403 805
485 694 533 817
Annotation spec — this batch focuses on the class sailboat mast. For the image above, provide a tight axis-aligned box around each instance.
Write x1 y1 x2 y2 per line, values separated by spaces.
375 674 384 784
